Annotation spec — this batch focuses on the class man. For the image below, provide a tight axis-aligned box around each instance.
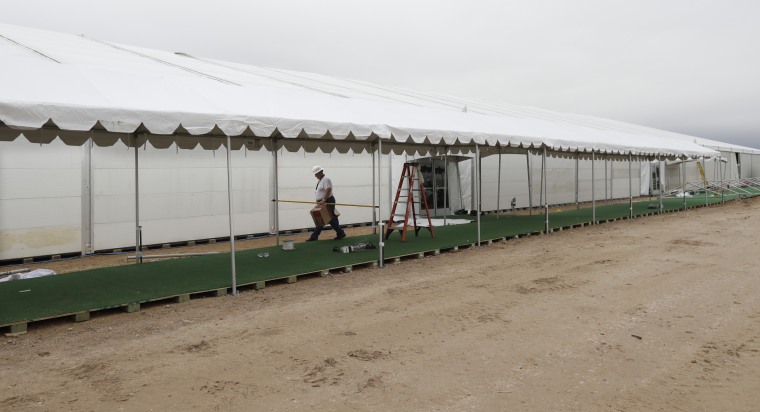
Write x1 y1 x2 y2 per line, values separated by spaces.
307 165 347 241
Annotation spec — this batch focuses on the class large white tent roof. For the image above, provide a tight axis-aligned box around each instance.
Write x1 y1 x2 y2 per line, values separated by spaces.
0 23 724 158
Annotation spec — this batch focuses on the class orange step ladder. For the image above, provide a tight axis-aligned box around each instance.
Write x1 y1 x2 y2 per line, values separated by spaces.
384 162 435 241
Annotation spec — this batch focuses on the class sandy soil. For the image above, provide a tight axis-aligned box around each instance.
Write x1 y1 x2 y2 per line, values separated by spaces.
2 197 759 411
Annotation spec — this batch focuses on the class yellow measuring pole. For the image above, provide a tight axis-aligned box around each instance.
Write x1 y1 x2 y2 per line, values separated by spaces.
696 162 708 186
275 199 378 208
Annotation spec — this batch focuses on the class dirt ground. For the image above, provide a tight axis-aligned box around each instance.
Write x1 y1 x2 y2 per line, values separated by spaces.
2 198 760 411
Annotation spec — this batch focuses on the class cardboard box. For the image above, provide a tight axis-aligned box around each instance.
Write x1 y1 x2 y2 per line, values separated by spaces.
310 204 332 227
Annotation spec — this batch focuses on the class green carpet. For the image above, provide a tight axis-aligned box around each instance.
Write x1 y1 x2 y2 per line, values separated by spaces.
1 191 757 327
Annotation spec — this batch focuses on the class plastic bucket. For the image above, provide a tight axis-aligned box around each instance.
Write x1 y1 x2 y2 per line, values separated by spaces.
282 240 295 251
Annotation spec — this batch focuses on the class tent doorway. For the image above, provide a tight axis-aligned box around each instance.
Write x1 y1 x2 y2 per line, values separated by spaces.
650 162 663 195
415 156 466 217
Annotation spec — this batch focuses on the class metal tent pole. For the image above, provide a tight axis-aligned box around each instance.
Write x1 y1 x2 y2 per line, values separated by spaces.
658 155 664 212
134 134 142 264
479 149 483 219
456 158 464 212
444 149 448 226
226 135 238 295
476 144 481 246
592 152 596 224
496 146 502 219
720 155 725 203
628 154 633 218
575 153 579 210
432 150 438 217
681 159 686 210
388 152 393 215
605 156 608 202
713 156 718 197
610 156 614 201
527 151 533 215
273 138 280 246
378 138 384 268
543 147 549 233
714 156 718 181
81 137 93 256
539 152 544 209
371 142 376 234
703 157 708 207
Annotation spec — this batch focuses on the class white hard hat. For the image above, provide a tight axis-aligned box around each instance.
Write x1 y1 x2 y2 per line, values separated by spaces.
311 165 324 175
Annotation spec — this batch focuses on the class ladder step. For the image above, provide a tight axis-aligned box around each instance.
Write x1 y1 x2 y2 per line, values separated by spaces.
385 163 435 240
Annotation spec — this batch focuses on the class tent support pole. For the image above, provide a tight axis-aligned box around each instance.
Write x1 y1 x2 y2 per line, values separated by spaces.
681 159 688 208
476 144 481 246
629 154 633 218
378 138 384 268
658 155 664 212
605 156 608 202
456 158 464 211
527 151 533 215
496 146 501 219
388 152 393 216
134 134 142 264
610 156 614 201
712 157 717 204
371 142 376 234
432 148 438 218
539 152 544 209
444 148 448 226
575 153 579 210
273 137 280 246
226 135 238 295
81 137 93 256
592 152 596 224
720 155 724 203
543 147 549 233
703 157 708 207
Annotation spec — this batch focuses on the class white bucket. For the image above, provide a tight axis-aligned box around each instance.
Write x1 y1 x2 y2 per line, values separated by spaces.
282 240 295 251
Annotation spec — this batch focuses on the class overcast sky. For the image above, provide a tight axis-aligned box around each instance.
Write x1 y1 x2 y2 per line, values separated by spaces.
4 0 759 149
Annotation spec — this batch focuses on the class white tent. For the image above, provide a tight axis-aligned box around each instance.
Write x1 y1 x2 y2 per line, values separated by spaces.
0 23 717 158
2 23 742 283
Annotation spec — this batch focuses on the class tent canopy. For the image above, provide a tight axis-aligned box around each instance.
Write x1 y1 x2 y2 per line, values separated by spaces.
0 23 719 158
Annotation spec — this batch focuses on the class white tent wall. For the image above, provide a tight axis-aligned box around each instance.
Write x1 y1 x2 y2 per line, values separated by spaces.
545 157 578 206
608 159 641 199
664 162 703 191
445 159 465 212
0 139 82 260
576 157 593 203
2 138 754 262
445 153 645 213
724 151 740 181
739 153 753 179
459 158 473 211
1 139 396 261
480 154 530 210
639 161 651 196
273 148 385 231
90 141 270 252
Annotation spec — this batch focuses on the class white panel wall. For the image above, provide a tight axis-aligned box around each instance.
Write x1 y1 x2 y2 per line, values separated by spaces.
2 137 754 261
0 139 82 259
275 148 381 231
454 153 643 212
92 142 271 250
739 153 754 178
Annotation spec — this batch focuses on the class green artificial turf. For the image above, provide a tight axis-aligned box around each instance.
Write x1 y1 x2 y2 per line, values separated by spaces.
1 191 757 327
